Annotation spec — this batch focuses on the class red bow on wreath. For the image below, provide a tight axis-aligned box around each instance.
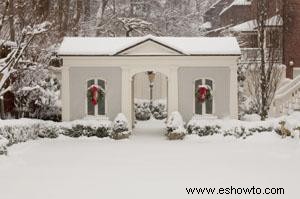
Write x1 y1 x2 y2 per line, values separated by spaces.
196 86 212 103
90 86 98 106
198 87 207 103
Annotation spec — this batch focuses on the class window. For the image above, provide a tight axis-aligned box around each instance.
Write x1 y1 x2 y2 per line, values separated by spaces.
240 33 258 48
266 29 281 48
195 78 214 115
87 79 106 116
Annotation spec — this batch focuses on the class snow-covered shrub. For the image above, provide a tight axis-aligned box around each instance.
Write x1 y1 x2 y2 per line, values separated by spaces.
0 136 8 155
111 113 131 140
294 127 300 139
152 99 167 120
242 114 261 121
275 121 292 138
62 120 112 138
187 124 221 137
166 112 186 140
0 119 60 151
134 99 151 121
187 116 276 139
134 99 167 120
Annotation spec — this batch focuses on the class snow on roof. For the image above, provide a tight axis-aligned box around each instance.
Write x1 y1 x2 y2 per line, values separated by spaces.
219 0 251 16
229 15 283 32
59 35 241 56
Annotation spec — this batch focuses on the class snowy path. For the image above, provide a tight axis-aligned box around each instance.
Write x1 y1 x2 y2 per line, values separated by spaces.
0 120 300 199
132 119 167 140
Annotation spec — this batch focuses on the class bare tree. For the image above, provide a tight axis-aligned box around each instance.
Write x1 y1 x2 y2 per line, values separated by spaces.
246 0 286 120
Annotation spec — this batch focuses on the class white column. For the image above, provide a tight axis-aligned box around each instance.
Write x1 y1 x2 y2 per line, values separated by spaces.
229 64 238 119
62 66 70 121
121 67 133 129
168 67 179 115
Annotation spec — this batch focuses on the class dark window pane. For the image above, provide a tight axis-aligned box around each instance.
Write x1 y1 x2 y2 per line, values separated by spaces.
98 79 105 115
87 79 95 115
205 79 213 114
195 79 203 115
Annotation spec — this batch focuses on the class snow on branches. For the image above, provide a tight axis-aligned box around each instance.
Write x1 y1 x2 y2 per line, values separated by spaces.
0 21 52 96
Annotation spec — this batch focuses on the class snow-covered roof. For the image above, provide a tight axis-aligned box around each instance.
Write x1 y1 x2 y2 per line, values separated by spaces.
229 15 283 32
219 0 251 16
59 35 241 56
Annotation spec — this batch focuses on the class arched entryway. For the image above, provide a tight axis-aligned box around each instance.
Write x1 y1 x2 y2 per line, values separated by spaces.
131 71 168 130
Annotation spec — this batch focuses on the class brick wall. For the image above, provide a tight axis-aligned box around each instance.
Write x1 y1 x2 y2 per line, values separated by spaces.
283 0 300 78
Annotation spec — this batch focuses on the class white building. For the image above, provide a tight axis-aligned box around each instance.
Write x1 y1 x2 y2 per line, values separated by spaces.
58 35 241 126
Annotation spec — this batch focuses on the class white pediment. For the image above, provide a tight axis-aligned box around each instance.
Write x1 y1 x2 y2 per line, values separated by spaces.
116 39 184 56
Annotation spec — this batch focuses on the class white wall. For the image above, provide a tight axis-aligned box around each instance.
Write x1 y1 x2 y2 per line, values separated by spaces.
62 55 239 124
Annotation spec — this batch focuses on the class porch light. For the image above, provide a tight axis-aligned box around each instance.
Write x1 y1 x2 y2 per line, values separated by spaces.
289 60 295 67
147 71 156 111
147 71 156 83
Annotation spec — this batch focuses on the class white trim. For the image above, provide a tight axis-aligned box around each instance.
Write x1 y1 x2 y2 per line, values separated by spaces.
62 66 70 121
193 77 216 116
229 62 238 119
85 78 107 117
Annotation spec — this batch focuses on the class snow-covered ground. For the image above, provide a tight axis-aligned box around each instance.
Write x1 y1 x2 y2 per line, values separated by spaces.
0 119 300 199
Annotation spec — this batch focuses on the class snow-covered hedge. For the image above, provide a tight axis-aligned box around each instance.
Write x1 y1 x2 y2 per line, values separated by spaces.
166 112 187 140
187 112 300 139
134 99 168 120
0 119 61 155
61 119 112 138
0 118 113 155
111 113 131 140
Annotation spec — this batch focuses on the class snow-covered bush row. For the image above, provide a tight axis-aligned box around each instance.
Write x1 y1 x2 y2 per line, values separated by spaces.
0 118 116 155
134 99 167 120
166 112 187 140
187 112 300 139
61 119 112 138
111 113 131 140
0 119 61 155
0 119 60 146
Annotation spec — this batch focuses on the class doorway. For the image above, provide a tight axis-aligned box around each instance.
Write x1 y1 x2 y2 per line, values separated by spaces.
132 71 168 133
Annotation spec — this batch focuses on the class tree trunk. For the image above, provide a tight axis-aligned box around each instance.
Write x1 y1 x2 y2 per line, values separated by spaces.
74 0 83 25
0 0 9 33
0 96 4 119
8 0 15 41
84 0 91 20
62 0 70 37
58 0 64 34
16 0 25 30
258 0 268 120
